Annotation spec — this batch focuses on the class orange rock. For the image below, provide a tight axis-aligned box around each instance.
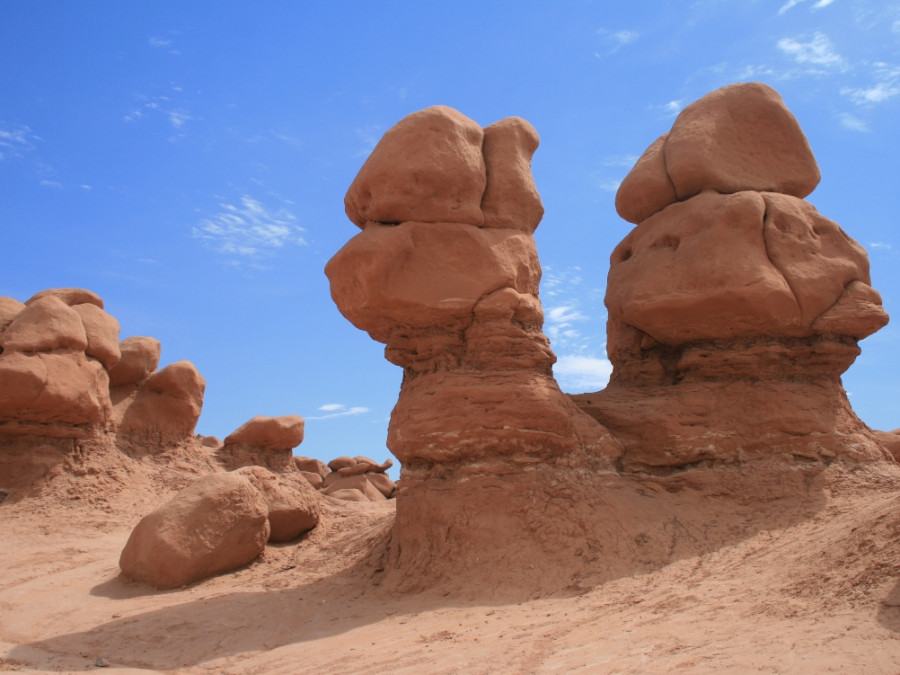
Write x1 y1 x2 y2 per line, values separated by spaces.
664 82 820 201
481 117 544 232
0 295 88 353
225 415 304 449
26 287 104 309
117 361 205 441
119 473 269 589
235 466 320 542
615 134 675 224
107 336 161 387
294 456 329 478
72 303 121 370
322 473 386 501
299 471 324 490
365 472 396 498
326 456 356 471
0 297 25 331
344 106 486 228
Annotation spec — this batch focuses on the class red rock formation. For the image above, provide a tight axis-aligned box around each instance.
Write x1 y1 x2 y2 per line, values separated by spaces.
572 82 890 471
327 106 622 583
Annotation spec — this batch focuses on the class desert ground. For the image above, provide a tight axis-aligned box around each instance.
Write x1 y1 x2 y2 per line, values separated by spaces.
2 442 899 674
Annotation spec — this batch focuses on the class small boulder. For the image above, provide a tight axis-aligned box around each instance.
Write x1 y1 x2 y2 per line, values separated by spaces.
322 473 386 502
294 456 329 478
119 473 269 589
0 297 26 331
327 456 357 472
108 337 162 387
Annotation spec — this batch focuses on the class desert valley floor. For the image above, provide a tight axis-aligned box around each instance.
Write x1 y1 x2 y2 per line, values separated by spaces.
2 445 900 674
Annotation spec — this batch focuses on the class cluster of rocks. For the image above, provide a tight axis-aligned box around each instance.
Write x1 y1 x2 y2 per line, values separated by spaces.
296 455 396 501
120 466 320 589
0 288 204 449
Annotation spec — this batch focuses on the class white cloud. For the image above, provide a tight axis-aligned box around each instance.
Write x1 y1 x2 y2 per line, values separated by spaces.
870 242 893 250
124 91 195 133
193 194 307 258
0 123 36 160
307 404 370 420
653 100 683 117
595 28 640 56
149 35 181 55
894 20 900 34
838 112 869 131
601 154 639 168
777 32 845 69
597 178 622 192
612 30 639 46
39 179 62 189
553 355 613 392
778 0 836 14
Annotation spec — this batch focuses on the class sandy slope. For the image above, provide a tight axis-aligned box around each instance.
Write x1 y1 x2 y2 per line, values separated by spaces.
2 452 899 674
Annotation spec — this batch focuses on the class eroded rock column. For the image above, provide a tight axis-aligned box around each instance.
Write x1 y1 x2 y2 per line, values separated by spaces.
326 106 621 589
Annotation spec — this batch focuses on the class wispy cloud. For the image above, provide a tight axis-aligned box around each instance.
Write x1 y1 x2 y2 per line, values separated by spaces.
307 403 370 420
841 63 900 105
193 194 307 259
124 90 196 135
870 242 893 250
148 35 181 55
600 154 639 168
838 112 870 132
777 32 846 70
0 123 37 161
778 0 837 15
595 28 640 57
553 355 612 392
354 124 384 156
654 100 683 117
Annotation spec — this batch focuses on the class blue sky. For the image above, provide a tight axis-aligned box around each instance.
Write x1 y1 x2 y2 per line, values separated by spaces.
2 1 899 468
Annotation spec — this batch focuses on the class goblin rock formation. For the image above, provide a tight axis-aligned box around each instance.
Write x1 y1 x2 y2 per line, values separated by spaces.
327 106 619 473
571 82 890 470
326 106 622 586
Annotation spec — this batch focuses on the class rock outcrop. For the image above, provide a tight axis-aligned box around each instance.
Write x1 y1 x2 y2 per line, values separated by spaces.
119 472 270 589
0 289 120 438
217 415 304 472
572 82 890 471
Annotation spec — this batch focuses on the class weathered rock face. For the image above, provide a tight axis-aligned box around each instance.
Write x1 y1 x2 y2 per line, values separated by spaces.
0 289 120 438
119 472 270 589
327 106 620 473
572 82 890 471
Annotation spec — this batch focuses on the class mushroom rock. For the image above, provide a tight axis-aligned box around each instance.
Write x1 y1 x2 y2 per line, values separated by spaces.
108 336 162 388
327 106 622 586
234 466 320 542
119 472 269 589
572 83 889 471
116 360 206 444
615 82 820 224
218 414 305 472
